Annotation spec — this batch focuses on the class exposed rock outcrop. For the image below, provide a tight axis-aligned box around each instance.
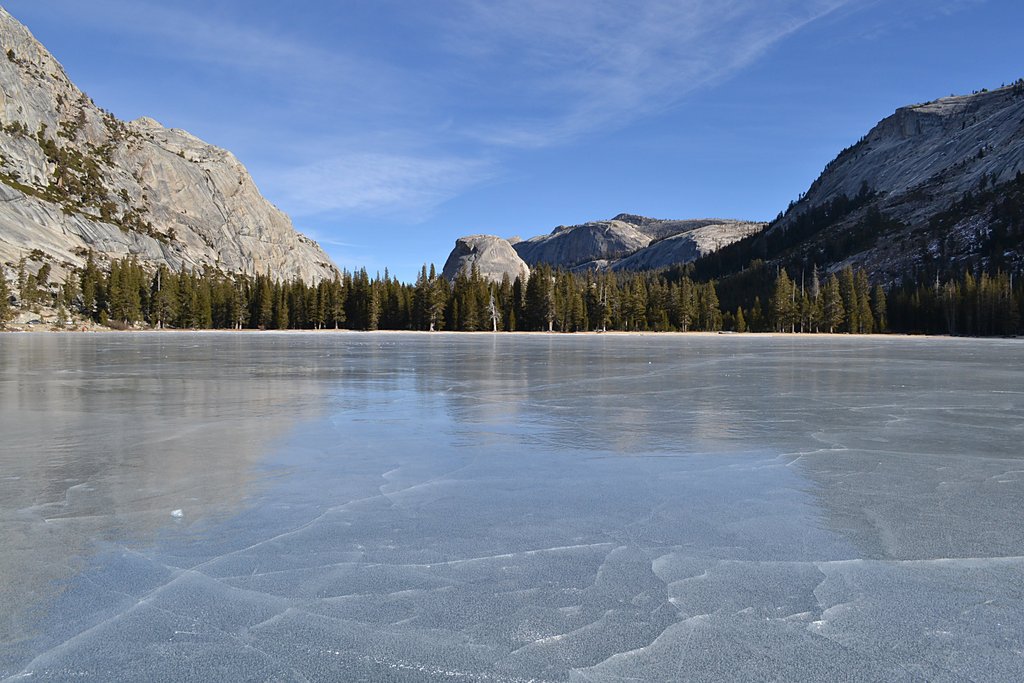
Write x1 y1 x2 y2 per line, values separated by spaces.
796 88 1024 220
759 82 1024 277
450 214 765 273
513 219 652 269
611 220 765 271
442 234 530 282
0 8 337 282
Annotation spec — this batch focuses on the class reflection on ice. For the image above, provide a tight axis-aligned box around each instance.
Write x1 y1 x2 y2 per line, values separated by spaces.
2 333 1023 681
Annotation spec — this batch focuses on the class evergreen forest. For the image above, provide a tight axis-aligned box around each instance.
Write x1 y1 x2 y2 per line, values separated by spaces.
2 250 1021 336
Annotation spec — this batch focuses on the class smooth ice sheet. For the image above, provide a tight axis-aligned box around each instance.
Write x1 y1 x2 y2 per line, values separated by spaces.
1 332 1022 681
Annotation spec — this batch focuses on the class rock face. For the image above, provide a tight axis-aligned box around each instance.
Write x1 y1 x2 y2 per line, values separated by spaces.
764 82 1024 277
513 219 651 269
466 213 765 273
612 220 765 271
442 235 530 282
797 88 1024 220
0 8 337 282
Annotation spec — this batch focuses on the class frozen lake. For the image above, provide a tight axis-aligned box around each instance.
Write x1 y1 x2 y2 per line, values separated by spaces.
1 332 1023 681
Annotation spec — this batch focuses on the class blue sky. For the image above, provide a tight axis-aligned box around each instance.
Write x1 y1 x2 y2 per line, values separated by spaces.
5 0 1023 280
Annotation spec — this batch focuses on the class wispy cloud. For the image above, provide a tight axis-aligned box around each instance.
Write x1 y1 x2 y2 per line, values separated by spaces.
818 0 991 43
271 153 495 221
74 0 865 152
21 0 411 111
430 0 865 147
10 0 873 221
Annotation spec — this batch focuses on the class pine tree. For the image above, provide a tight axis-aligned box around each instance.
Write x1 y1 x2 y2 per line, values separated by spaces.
150 266 176 329
598 272 615 332
823 274 845 333
428 267 448 331
941 279 959 334
233 279 249 330
809 265 823 332
60 275 77 311
107 259 126 322
451 269 475 330
196 271 213 328
80 251 100 319
871 284 887 332
855 269 873 334
839 266 859 333
274 285 289 329
16 256 27 305
35 263 51 307
696 282 722 331
412 265 430 330
798 290 812 333
257 274 274 329
624 276 648 331
177 267 199 328
488 290 500 332
524 264 555 331
770 269 797 332
330 276 347 329
0 269 10 325
750 296 764 332
368 274 385 333
735 307 747 333
498 273 515 332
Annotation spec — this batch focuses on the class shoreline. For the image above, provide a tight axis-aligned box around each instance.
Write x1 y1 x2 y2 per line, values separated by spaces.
0 325 1012 341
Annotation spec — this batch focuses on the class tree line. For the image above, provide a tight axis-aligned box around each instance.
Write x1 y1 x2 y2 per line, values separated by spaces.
2 252 1021 336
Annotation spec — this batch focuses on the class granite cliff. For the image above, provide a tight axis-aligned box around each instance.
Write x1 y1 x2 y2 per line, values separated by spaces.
611 220 764 271
444 214 764 280
0 8 337 284
708 82 1024 280
441 235 530 283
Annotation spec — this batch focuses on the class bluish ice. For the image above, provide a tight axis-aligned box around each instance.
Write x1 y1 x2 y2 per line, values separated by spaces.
1 332 1023 681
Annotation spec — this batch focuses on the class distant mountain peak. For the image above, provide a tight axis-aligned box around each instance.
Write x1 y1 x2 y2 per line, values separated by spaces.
611 213 652 224
0 8 337 282
444 213 765 275
701 80 1024 282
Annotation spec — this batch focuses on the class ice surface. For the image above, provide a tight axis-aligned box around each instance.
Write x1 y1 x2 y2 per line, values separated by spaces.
1 332 1023 681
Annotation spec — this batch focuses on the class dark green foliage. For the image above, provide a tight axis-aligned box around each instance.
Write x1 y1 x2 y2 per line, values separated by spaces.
822 274 845 333
770 269 797 332
345 268 381 330
23 246 1019 338
106 257 145 323
887 270 1022 336
693 185 876 281
0 270 10 325
926 171 1024 273
872 284 888 332
523 263 556 331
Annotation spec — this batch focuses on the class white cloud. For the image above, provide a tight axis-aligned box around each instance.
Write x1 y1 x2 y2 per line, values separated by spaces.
818 0 991 44
78 1 869 150
14 0 879 220
434 0 866 146
18 0 409 109
272 153 495 221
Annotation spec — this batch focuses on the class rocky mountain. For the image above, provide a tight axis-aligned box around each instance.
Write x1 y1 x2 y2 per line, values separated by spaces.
513 217 651 269
797 87 1024 221
611 220 765 271
444 214 764 279
699 81 1024 282
441 234 530 283
0 8 337 284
